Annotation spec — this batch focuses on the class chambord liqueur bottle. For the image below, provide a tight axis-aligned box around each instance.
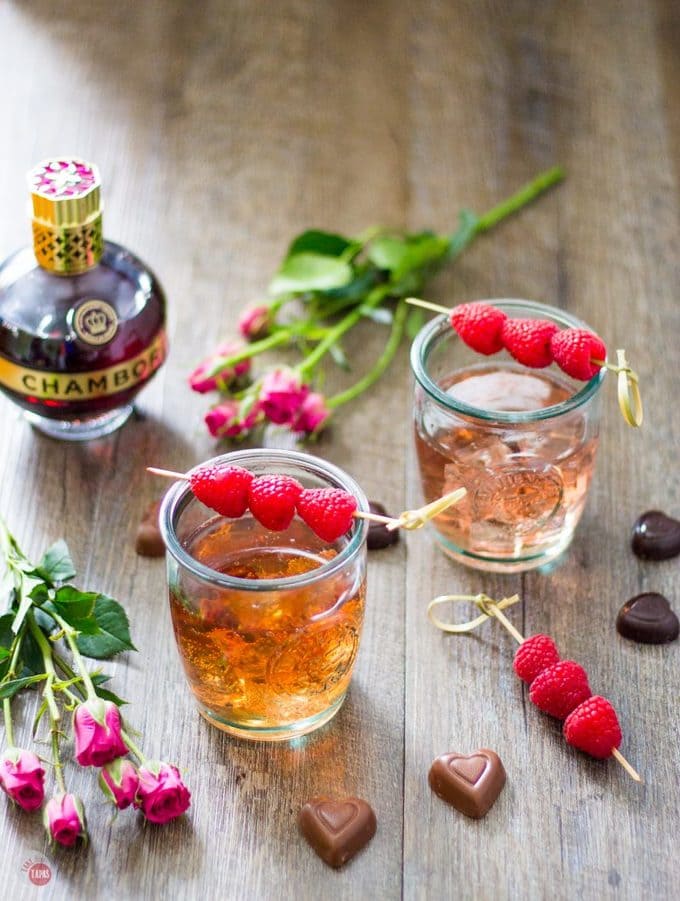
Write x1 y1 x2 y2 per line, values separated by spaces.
0 157 167 440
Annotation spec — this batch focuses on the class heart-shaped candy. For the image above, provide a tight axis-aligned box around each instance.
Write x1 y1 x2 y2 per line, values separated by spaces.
298 796 377 868
428 749 506 818
631 510 680 560
616 592 679 644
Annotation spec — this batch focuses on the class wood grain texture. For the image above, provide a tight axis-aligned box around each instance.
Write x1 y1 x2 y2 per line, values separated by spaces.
0 1 678 899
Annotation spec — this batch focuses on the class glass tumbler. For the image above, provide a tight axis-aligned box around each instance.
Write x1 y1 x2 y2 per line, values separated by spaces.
411 299 605 573
160 449 368 741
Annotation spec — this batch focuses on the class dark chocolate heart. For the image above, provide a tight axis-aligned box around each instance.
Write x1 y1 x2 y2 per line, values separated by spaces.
429 749 506 818
631 510 680 560
616 593 679 644
298 796 377 868
366 500 400 550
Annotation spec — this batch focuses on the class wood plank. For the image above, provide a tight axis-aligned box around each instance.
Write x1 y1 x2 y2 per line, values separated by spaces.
404 1 679 899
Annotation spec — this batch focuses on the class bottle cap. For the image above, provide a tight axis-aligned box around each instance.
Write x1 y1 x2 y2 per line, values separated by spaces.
27 157 103 273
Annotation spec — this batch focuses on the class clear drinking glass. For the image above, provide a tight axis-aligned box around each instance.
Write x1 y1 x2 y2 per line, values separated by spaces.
411 299 606 573
159 449 368 741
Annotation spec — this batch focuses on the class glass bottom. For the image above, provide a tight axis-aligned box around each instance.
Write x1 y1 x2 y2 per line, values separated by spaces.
197 692 347 742
24 404 134 441
434 529 573 574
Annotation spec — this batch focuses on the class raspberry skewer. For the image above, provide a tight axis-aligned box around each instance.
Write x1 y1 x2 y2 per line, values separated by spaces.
147 465 466 539
404 297 642 427
427 592 641 782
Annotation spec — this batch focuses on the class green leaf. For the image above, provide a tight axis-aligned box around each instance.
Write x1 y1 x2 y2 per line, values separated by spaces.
367 236 409 272
0 673 47 699
0 648 9 661
75 596 136 660
29 583 50 605
11 576 43 635
369 233 450 281
0 613 13 651
269 253 353 295
53 586 98 622
447 209 479 259
406 307 426 340
18 627 43 677
93 684 128 707
36 540 76 584
286 229 353 259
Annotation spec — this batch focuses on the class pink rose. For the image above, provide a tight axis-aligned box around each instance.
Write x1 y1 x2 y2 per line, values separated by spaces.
204 400 260 439
99 758 139 810
291 392 331 435
73 699 128 767
238 305 270 341
135 762 191 825
0 748 45 812
259 369 309 425
189 340 251 394
44 793 87 847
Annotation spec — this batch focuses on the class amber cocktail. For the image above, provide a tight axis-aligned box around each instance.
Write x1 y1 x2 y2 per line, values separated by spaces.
159 450 368 741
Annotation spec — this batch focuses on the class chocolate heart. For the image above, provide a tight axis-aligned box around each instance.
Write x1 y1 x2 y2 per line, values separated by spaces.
429 749 506 818
298 796 377 868
631 510 680 560
135 500 165 557
366 500 400 550
616 593 679 644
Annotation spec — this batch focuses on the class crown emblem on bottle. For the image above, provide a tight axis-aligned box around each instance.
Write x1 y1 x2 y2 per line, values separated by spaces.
28 157 104 274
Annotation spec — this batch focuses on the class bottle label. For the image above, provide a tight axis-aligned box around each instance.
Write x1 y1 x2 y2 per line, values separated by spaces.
73 299 118 345
0 332 167 401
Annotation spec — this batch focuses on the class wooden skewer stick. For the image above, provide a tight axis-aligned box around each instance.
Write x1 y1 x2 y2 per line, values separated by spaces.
476 596 642 783
146 467 464 531
405 296 451 315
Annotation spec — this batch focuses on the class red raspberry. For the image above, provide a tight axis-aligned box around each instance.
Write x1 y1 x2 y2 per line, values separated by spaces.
529 660 591 719
563 696 622 758
449 302 507 355
512 634 560 684
296 488 358 542
248 475 303 531
190 464 253 517
501 318 559 368
550 328 607 380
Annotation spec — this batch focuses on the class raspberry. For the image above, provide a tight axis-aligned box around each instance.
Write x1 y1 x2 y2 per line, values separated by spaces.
529 660 591 719
501 318 559 368
550 328 607 380
190 465 253 517
563 696 622 758
296 488 358 542
449 302 507 355
247 474 302 531
512 634 560 684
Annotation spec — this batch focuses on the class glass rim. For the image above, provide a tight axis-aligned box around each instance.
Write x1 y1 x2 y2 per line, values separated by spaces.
410 298 606 423
159 448 369 591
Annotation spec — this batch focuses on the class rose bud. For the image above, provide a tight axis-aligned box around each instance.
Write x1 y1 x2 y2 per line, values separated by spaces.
259 368 309 425
238 305 271 342
188 340 251 394
291 392 331 435
135 761 191 825
0 748 45 812
73 698 128 767
99 758 139 810
204 400 260 439
44 793 87 847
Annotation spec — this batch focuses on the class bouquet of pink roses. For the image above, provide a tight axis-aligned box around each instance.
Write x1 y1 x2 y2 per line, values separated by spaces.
189 167 564 441
0 520 190 847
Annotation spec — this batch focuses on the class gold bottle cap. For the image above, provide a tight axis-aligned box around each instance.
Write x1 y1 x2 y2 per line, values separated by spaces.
28 157 104 273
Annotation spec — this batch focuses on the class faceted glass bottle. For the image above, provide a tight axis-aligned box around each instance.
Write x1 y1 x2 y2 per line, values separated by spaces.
0 158 167 440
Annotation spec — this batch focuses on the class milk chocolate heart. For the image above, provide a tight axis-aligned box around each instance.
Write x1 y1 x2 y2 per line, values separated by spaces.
616 593 679 644
298 796 377 868
428 749 506 818
631 510 680 560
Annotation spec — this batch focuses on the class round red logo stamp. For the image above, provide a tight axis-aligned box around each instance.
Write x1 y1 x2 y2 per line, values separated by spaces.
21 854 53 886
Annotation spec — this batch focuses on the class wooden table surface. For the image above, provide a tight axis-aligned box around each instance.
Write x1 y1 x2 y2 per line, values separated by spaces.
1 1 679 898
